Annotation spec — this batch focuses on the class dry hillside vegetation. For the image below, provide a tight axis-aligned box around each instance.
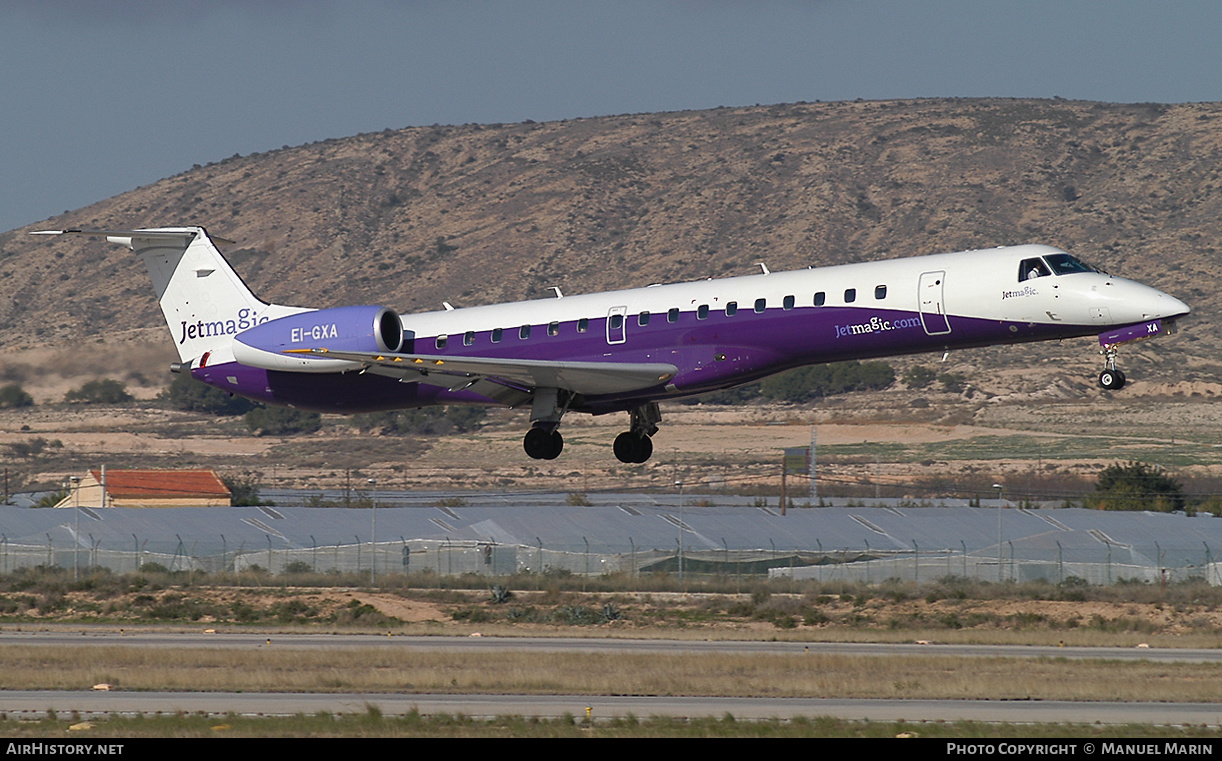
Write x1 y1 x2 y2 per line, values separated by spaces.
1 99 1220 493
0 98 1218 397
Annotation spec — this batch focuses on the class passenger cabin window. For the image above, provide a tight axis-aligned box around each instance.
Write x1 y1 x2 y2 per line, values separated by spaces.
463 331 475 346
435 335 448 350
1019 257 1052 281
547 322 559 336
726 301 738 316
491 328 503 343
874 285 887 300
814 292 826 306
844 288 856 303
638 311 650 327
667 308 679 323
754 298 766 313
519 325 531 340
696 304 709 320
577 318 589 333
783 295 795 310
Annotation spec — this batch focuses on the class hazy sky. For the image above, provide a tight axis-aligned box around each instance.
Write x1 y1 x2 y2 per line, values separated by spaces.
3 0 1221 233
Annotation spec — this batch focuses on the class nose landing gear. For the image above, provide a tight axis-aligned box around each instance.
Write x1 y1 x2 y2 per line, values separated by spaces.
1098 345 1127 390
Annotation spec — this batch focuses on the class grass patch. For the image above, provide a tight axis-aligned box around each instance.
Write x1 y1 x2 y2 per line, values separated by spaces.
2 713 1218 738
3 646 1222 703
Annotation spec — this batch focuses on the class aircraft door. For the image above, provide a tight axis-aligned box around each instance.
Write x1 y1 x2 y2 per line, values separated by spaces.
918 271 951 335
606 306 627 345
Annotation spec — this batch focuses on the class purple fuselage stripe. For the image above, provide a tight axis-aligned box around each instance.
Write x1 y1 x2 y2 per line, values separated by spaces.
193 306 1104 415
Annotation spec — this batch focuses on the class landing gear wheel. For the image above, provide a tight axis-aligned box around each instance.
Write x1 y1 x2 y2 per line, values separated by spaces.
613 431 653 464
634 435 653 463
1098 345 1127 391
524 428 563 460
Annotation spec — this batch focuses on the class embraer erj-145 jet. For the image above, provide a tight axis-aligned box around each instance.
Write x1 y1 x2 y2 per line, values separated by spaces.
35 227 1189 463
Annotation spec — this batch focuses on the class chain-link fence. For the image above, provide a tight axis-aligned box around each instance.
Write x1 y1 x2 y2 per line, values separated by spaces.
6 537 1221 585
772 550 1222 585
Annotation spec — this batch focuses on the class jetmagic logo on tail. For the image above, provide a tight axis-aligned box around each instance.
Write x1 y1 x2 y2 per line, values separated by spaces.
179 308 268 344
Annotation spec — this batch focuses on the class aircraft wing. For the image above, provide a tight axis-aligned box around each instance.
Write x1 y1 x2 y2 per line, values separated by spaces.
285 348 677 402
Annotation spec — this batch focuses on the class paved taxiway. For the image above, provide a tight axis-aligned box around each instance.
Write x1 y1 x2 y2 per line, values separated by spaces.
5 629 1222 664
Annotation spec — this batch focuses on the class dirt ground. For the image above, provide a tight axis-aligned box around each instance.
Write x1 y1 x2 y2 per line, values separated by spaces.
5 392 1222 494
4 331 1222 495
8 584 1221 646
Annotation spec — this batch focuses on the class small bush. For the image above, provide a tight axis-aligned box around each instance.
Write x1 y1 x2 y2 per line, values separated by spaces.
64 379 132 404
902 365 936 389
245 405 322 436
223 473 271 506
161 373 255 415
0 383 33 408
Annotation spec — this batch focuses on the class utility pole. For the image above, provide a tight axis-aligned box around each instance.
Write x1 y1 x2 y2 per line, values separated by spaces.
368 478 377 586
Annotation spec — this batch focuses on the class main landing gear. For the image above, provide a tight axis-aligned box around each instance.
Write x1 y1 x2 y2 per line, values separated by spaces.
523 426 564 460
1098 344 1127 390
523 387 568 460
520 393 662 464
613 402 661 464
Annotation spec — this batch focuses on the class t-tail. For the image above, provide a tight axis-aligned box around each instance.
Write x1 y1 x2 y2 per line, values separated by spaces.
32 227 309 365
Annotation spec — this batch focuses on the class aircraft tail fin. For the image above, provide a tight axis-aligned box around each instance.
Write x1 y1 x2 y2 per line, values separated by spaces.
32 226 304 363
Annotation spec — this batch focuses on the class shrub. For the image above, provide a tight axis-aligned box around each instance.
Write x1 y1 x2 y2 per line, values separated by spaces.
938 372 967 393
0 383 33 408
245 405 322 436
351 406 485 435
64 379 132 404
1090 461 1184 512
759 360 895 403
902 365 936 389
222 473 272 506
162 373 255 415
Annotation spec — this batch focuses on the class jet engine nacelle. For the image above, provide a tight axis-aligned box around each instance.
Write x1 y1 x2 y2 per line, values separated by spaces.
231 305 403 372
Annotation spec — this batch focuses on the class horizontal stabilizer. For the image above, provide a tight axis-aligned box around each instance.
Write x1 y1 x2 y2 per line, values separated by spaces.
31 228 235 245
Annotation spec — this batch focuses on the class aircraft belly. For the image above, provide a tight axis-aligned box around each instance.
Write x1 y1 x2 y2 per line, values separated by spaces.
195 361 500 413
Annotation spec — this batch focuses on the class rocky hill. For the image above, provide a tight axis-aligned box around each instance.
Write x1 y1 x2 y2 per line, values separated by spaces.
1 98 1219 397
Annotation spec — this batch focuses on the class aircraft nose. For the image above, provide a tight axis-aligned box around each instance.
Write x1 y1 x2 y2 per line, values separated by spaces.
1157 291 1191 320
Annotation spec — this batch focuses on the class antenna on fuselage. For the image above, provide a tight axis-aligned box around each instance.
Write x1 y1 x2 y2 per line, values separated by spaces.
549 286 564 299
757 263 770 275
442 302 455 311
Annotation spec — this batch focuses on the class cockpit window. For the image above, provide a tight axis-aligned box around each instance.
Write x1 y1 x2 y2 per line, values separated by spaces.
1044 253 1097 275
1019 258 1051 281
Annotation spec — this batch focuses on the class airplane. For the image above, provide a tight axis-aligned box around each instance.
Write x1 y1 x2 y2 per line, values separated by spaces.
34 227 1189 463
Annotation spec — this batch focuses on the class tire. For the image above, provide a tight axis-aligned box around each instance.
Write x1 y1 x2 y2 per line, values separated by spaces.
1099 370 1119 390
613 431 637 463
524 427 553 459
633 434 653 463
543 430 563 460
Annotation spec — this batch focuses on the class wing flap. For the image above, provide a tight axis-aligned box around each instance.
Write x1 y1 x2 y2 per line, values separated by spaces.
286 348 677 396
